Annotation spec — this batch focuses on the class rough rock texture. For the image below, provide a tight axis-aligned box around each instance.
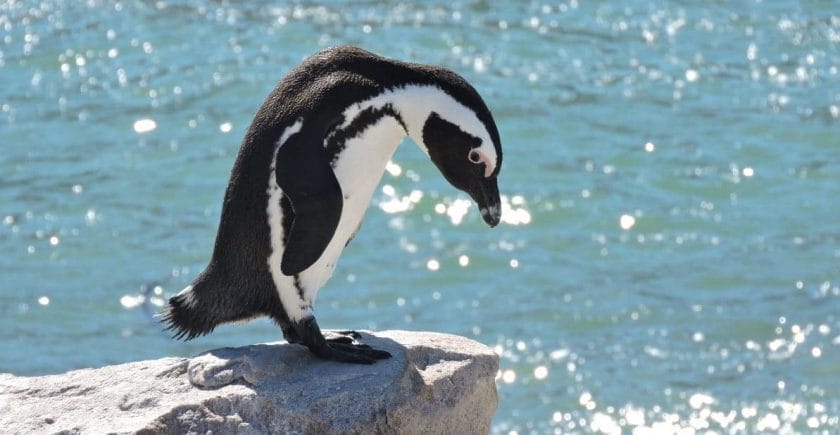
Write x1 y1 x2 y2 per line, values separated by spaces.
0 330 498 434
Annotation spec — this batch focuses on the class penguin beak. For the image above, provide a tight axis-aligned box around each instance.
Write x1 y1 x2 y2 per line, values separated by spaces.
469 177 501 228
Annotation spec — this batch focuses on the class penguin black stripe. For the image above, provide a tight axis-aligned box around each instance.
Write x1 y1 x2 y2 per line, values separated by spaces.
279 194 294 247
325 103 407 167
161 46 504 364
292 274 305 301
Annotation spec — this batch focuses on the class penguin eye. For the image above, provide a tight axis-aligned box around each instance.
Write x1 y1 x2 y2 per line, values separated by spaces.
468 149 482 164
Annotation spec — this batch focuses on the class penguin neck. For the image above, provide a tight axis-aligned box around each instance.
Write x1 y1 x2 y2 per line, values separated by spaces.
328 107 406 205
338 83 473 157
330 83 482 209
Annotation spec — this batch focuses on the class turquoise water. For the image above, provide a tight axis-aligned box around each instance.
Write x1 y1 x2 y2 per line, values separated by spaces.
1 1 838 432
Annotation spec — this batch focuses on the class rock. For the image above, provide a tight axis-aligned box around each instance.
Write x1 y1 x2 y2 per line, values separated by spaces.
0 330 499 434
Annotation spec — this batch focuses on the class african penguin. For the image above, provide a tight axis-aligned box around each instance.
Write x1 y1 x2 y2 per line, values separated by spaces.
161 46 503 364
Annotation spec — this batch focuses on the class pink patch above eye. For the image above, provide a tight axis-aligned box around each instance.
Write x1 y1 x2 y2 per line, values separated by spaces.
469 150 495 177
478 153 494 177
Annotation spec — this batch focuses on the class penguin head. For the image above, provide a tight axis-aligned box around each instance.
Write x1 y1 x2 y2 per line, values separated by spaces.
417 88 503 227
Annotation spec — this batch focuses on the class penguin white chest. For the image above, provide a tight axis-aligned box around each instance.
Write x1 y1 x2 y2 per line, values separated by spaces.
333 117 405 231
266 115 406 322
265 113 407 324
315 116 406 272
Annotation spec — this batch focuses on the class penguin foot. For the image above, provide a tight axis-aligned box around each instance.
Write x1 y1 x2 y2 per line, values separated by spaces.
296 318 391 364
319 341 392 364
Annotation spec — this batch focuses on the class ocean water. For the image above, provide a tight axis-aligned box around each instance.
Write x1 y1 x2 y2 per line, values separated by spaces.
1 1 838 433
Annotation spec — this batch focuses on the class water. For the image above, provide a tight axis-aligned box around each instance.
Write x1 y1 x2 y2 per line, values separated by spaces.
1 1 838 432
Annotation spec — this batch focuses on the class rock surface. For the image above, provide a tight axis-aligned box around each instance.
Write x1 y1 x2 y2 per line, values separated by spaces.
0 330 498 434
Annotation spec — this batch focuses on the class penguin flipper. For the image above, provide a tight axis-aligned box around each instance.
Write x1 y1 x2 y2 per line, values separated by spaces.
275 127 343 276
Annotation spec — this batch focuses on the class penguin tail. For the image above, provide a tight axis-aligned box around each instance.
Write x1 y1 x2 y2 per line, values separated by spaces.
159 284 219 341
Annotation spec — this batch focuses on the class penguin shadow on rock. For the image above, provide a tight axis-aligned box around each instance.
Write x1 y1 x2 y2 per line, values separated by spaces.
188 332 405 391
160 45 504 365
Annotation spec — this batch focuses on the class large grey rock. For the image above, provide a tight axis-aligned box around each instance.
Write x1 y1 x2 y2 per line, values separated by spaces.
0 330 498 434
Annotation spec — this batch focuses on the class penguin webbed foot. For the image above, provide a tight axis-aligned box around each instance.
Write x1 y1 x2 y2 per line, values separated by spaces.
296 318 391 364
320 341 392 364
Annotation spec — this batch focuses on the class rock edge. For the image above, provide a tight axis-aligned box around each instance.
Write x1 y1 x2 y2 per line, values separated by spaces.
0 330 499 434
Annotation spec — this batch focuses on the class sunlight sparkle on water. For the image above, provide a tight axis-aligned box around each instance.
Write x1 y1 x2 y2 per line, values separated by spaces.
500 195 532 225
120 294 145 309
37 296 50 306
378 185 422 214
756 413 781 431
689 393 715 409
590 412 620 434
430 197 482 225
133 118 157 134
625 407 646 426
685 68 700 82
219 122 232 133
579 391 595 410
501 369 516 384
458 254 469 267
85 209 97 225
619 214 636 230
385 160 402 176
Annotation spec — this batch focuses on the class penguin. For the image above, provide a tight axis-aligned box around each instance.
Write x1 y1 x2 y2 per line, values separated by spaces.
161 46 503 364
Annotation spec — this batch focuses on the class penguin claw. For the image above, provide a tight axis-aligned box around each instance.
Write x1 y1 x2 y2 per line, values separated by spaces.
331 330 362 339
334 342 391 359
324 342 392 364
323 330 362 344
